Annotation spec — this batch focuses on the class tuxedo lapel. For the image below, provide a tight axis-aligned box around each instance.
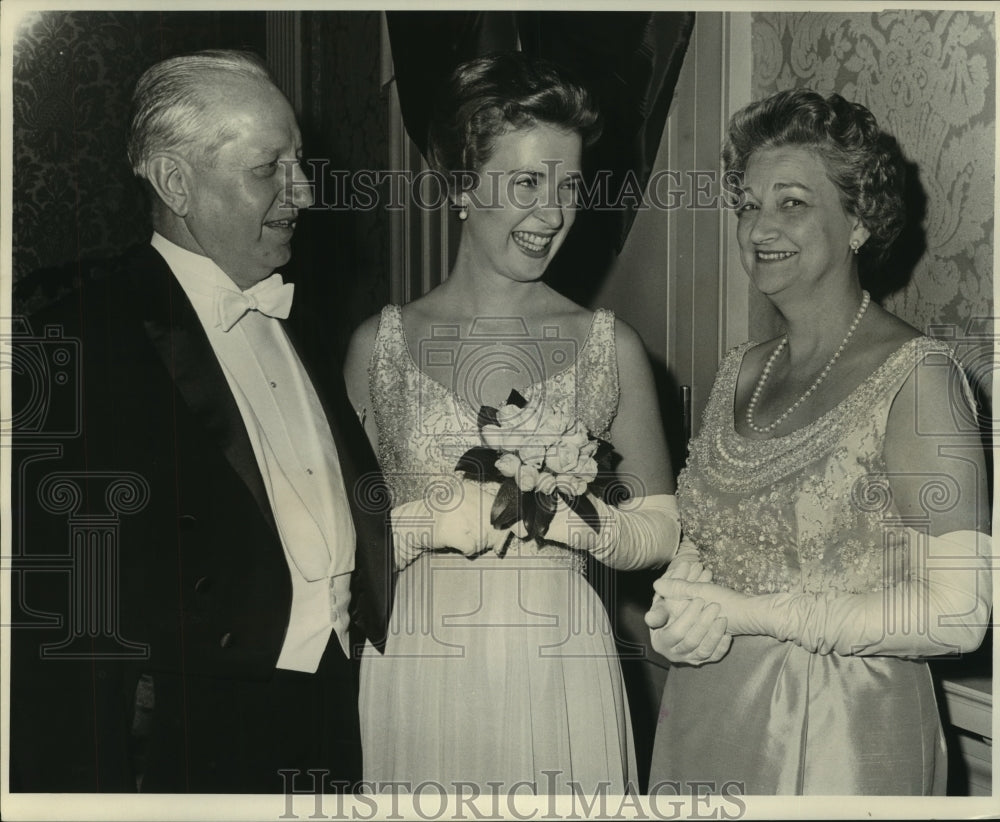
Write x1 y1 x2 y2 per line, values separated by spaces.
127 245 277 536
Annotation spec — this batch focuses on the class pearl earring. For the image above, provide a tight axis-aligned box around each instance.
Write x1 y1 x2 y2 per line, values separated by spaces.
458 204 468 221
850 239 861 255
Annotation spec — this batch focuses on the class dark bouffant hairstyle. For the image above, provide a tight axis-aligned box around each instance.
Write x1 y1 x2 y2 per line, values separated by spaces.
427 51 602 193
723 88 907 261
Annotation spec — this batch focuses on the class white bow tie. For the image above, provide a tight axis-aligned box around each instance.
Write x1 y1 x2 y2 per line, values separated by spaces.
216 273 295 332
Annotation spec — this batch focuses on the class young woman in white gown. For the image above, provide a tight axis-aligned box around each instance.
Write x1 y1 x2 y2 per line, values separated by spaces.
344 52 685 794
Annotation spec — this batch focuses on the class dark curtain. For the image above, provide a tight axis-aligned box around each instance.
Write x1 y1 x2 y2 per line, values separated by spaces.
385 10 694 303
284 11 390 366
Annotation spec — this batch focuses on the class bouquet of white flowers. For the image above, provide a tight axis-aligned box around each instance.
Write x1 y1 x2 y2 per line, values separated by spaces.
455 389 614 547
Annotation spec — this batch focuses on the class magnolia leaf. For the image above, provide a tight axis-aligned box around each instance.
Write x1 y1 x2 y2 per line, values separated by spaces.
520 491 536 539
568 493 601 532
495 530 514 559
505 389 528 409
455 447 505 483
537 491 559 515
491 479 521 530
593 438 615 471
531 491 559 539
477 405 500 431
589 473 614 501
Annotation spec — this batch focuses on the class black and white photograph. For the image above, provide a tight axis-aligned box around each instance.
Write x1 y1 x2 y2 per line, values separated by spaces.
1 2 996 819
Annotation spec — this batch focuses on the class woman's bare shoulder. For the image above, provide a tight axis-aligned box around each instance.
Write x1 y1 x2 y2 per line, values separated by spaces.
865 303 922 354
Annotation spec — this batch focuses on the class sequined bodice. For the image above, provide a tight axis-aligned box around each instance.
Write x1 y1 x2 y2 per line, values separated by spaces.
369 304 620 510
678 336 958 596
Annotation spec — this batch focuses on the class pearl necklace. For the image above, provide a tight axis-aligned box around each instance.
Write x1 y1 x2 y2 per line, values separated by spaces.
746 290 870 435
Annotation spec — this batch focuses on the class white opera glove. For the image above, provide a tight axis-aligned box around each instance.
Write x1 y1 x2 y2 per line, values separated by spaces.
735 529 991 657
671 537 702 565
646 535 731 666
389 478 512 571
662 536 711 582
540 493 681 571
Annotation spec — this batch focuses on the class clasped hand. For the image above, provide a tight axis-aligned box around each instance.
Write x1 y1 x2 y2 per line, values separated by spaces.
391 478 513 568
645 558 735 666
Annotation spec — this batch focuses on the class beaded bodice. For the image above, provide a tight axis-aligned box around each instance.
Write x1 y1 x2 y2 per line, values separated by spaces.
679 336 963 596
369 304 620 511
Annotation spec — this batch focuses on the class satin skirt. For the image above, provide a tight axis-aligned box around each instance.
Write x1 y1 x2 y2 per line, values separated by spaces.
360 550 637 794
649 634 946 795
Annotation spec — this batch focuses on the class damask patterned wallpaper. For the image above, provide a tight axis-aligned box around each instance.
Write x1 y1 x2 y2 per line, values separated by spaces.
751 10 995 335
12 11 265 312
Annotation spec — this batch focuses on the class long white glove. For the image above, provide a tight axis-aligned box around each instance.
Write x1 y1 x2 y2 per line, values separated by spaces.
540 493 681 571
389 478 512 571
756 529 991 656
665 536 703 572
644 539 730 666
657 529 992 657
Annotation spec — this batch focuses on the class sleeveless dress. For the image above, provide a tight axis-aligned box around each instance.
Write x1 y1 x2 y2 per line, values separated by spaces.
360 305 638 793
649 336 957 795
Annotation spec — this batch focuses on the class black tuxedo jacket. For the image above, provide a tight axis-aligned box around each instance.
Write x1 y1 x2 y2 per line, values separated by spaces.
10 243 392 791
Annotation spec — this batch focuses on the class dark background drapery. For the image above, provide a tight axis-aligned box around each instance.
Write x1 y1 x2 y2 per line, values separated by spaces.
386 10 694 304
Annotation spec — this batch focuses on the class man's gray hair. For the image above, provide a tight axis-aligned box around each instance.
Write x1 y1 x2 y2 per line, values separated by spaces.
127 49 274 179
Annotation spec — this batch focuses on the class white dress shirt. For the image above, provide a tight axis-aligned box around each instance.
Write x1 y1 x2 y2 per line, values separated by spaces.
152 233 355 672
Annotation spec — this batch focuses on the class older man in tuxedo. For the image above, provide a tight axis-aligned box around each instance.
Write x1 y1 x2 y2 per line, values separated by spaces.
10 50 390 793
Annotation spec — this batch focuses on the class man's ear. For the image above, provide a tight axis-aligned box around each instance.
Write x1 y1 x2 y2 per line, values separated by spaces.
146 153 194 217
